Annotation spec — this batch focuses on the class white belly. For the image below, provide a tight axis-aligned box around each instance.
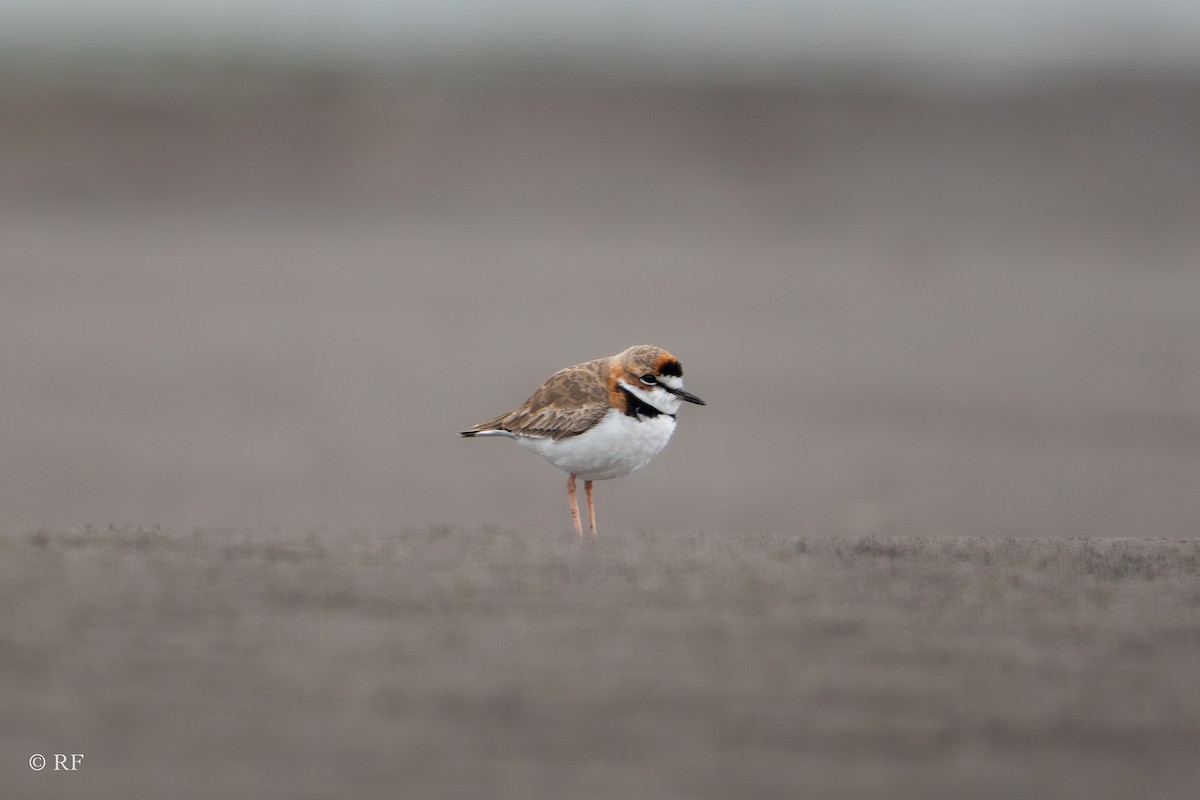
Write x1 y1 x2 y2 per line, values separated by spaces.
517 409 677 480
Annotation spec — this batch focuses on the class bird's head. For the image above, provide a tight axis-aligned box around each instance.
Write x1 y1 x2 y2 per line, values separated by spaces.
612 345 706 415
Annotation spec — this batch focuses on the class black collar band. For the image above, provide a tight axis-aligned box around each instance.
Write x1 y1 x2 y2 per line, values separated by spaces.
618 385 675 420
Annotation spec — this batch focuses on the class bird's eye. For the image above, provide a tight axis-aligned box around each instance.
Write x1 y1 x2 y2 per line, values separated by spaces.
640 374 658 386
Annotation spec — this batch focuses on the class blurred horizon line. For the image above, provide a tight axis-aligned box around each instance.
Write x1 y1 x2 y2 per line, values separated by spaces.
5 44 1200 95
4 1 1199 94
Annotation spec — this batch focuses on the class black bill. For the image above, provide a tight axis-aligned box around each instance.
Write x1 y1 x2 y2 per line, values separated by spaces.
669 387 706 405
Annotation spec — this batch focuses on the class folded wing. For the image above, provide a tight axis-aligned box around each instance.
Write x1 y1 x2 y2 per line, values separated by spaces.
461 361 611 440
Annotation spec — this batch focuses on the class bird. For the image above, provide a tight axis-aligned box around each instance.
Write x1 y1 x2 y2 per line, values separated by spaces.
460 345 706 536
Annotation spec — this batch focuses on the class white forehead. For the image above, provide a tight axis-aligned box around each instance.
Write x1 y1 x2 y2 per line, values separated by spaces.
659 374 683 390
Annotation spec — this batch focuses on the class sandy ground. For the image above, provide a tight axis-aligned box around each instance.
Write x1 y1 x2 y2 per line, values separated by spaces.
3 525 1199 799
2 80 1199 538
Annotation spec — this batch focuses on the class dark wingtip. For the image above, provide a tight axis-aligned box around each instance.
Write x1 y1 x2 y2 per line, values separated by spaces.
459 431 476 438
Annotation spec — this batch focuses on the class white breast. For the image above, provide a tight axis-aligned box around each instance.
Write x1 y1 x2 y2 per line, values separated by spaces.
517 409 677 480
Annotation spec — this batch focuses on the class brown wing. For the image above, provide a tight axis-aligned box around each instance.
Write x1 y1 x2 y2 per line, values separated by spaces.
466 359 612 440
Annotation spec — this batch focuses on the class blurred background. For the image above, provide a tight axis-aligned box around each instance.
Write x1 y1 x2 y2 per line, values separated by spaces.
2 1 1198 538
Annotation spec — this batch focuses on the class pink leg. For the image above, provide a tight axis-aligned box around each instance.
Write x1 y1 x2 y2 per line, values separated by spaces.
585 480 597 535
567 474 582 536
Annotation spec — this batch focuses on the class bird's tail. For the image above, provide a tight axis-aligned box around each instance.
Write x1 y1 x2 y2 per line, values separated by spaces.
459 428 515 439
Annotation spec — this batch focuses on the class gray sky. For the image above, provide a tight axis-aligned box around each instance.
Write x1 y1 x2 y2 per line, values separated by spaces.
5 1 1200 79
